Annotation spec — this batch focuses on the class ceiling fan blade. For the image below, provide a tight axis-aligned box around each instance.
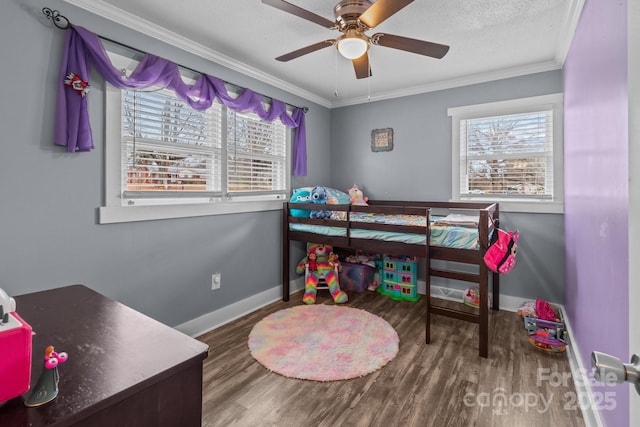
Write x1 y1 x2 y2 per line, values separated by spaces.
353 53 372 79
276 40 335 62
359 0 414 29
371 33 450 59
262 0 336 29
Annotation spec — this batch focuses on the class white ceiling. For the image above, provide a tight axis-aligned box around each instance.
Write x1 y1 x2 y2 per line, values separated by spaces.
63 0 583 108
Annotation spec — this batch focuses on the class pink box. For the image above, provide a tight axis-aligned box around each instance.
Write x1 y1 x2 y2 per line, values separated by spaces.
339 262 375 292
0 312 32 403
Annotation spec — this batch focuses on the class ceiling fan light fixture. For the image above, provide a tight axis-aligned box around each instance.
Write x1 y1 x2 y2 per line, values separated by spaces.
337 34 368 59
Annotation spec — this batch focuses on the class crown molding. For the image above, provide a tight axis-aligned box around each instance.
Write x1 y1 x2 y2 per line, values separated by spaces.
62 0 332 108
554 0 586 65
329 59 563 108
63 0 582 110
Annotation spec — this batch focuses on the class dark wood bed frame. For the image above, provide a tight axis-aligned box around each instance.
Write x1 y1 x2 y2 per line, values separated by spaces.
282 200 500 358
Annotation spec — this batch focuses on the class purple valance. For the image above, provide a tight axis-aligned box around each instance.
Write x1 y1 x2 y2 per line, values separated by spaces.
54 25 307 176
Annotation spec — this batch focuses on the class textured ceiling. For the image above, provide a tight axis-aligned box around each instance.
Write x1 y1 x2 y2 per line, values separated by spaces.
63 0 583 108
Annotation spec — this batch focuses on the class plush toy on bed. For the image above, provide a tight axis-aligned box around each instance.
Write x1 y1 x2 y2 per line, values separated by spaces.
289 188 312 218
347 184 369 206
309 186 331 219
296 243 348 304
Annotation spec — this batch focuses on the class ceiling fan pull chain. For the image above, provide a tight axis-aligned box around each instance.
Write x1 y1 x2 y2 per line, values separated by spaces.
334 46 339 97
367 51 371 102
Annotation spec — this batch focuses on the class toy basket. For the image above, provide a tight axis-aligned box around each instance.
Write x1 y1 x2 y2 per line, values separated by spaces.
339 261 375 292
523 306 567 353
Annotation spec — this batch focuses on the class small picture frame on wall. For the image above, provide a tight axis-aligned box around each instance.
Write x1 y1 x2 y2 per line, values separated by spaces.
371 128 394 152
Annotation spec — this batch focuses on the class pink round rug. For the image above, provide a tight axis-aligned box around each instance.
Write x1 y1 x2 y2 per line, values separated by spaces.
248 304 399 381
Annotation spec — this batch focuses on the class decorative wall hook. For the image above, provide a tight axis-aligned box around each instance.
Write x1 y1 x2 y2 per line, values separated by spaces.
42 7 70 30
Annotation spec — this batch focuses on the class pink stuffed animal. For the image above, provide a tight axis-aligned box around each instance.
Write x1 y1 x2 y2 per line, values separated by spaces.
347 184 368 206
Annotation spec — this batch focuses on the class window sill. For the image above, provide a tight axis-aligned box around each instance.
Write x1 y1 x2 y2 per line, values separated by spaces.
454 198 564 214
98 200 284 224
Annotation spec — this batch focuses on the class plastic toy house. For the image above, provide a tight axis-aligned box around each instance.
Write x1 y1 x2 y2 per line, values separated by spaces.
378 256 419 301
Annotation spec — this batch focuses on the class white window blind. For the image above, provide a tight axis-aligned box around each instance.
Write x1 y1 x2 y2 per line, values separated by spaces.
103 48 293 223
121 88 223 198
449 93 563 213
227 110 287 195
460 109 554 199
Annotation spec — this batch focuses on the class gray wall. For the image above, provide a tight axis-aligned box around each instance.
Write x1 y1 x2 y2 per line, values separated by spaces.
2 0 565 332
330 72 565 303
0 0 330 326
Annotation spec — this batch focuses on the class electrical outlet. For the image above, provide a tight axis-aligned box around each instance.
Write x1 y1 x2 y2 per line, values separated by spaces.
211 273 221 290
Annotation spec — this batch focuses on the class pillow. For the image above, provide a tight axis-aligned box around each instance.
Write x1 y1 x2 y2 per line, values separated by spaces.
324 187 351 204
324 187 350 220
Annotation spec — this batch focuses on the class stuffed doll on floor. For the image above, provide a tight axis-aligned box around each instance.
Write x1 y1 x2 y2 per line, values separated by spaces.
296 243 348 304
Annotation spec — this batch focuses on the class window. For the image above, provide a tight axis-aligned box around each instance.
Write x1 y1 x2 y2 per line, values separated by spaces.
226 109 288 195
121 88 223 198
448 94 563 213
101 55 290 223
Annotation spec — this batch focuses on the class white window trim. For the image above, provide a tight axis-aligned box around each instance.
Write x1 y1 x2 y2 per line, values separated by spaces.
98 199 287 224
448 93 564 214
99 51 291 224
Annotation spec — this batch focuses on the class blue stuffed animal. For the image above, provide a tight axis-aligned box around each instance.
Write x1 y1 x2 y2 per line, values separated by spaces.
289 188 311 218
310 186 331 219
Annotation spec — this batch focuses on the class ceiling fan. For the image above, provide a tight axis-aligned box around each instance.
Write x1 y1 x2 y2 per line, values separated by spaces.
262 0 450 79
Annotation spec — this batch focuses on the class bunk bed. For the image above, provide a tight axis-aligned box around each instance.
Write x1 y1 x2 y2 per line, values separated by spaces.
282 199 500 358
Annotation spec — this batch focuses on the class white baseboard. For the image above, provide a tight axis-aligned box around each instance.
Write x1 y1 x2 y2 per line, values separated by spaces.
560 305 605 427
174 278 304 338
418 280 530 312
178 278 531 337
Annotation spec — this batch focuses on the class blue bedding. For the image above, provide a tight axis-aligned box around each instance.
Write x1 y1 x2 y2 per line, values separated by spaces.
289 213 480 249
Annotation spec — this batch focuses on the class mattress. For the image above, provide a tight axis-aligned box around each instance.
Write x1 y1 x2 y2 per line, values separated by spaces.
289 213 481 250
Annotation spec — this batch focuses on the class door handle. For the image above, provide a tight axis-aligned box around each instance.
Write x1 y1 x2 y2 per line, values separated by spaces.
591 351 640 395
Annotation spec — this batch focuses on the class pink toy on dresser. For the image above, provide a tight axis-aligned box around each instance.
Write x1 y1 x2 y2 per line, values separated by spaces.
0 288 32 404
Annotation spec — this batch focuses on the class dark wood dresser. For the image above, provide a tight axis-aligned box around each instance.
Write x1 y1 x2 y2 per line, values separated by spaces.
0 285 209 426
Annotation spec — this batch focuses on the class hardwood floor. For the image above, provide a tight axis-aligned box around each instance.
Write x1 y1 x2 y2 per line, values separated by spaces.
197 290 585 427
